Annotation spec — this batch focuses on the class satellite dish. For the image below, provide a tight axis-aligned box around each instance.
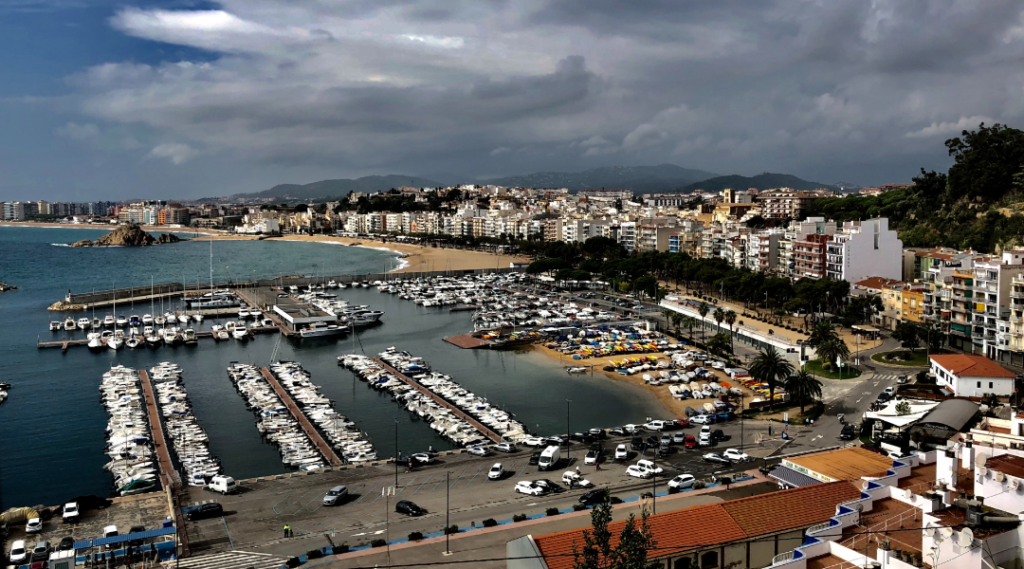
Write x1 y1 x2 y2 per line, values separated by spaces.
978 465 988 477
861 480 871 491
940 528 954 540
958 528 974 547
997 471 1006 482
924 527 936 537
976 453 989 467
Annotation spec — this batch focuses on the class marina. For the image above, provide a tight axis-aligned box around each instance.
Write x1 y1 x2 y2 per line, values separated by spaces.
101 366 160 496
149 363 222 487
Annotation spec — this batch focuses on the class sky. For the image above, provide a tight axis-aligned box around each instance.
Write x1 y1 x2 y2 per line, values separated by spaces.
2 0 1024 201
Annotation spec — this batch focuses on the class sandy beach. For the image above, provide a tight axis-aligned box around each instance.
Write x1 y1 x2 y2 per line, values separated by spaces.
0 222 528 274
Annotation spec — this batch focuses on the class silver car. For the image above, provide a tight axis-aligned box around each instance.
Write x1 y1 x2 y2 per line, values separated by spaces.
322 485 349 506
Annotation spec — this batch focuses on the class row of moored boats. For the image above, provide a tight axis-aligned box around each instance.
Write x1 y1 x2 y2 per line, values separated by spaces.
268 362 377 463
149 363 222 487
226 363 327 471
100 366 158 496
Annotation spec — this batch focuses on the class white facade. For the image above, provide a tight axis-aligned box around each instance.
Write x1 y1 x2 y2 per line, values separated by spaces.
824 218 903 283
930 356 1015 397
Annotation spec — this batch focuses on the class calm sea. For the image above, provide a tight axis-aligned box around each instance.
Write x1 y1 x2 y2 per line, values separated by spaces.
0 226 662 508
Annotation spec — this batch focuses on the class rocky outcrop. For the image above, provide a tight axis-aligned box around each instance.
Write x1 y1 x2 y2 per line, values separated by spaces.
0 281 15 292
48 300 85 311
69 224 185 247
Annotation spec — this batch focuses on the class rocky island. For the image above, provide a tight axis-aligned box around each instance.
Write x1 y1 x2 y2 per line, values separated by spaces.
69 223 186 247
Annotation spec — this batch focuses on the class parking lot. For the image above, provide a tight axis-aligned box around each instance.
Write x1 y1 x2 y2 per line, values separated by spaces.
173 421 770 556
4 493 170 560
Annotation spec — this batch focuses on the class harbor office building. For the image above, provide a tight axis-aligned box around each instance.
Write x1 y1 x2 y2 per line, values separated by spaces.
929 354 1017 398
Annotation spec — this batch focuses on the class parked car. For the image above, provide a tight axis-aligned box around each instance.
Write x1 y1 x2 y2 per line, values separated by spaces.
563 471 593 488
897 374 908 384
635 459 664 476
496 442 517 453
523 436 547 447
25 518 43 534
625 465 652 479
529 452 541 465
578 489 608 506
183 503 223 521
323 485 349 506
8 541 27 565
546 436 565 445
57 537 75 552
839 424 857 441
644 420 668 431
698 432 713 446
488 463 505 480
396 500 426 516
30 542 51 563
672 432 687 444
609 426 627 436
703 452 729 464
589 428 606 439
712 429 729 442
723 448 750 462
62 502 80 524
668 474 696 489
535 479 564 493
683 435 698 449
674 418 691 428
630 436 645 451
584 449 601 465
614 444 629 460
515 481 545 496
467 445 490 457
690 414 711 425
410 452 436 464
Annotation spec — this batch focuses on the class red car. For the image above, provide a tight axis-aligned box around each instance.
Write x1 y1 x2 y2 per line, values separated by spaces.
674 418 690 428
683 435 698 449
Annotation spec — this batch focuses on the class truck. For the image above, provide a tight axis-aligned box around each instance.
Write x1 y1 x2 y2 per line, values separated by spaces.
206 475 237 495
538 445 562 471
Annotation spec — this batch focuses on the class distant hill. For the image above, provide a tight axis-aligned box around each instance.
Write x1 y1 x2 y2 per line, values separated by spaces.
226 175 443 203
478 164 718 193
677 173 838 194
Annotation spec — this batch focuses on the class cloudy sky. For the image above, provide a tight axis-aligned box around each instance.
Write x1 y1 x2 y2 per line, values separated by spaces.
2 0 1023 200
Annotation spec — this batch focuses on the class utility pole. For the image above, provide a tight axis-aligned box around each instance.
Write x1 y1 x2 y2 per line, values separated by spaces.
565 399 572 450
394 418 399 488
383 485 395 567
445 470 452 555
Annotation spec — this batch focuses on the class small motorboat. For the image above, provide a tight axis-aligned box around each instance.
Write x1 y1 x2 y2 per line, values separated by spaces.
64 317 77 331
77 317 91 330
142 314 154 325
232 326 249 340
115 315 128 327
49 320 62 331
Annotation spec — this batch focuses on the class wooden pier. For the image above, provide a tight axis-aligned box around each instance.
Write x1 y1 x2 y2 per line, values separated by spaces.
370 358 504 443
443 334 490 349
258 367 343 466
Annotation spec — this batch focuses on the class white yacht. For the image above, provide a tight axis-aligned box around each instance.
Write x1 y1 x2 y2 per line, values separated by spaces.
116 315 128 327
327 280 338 289
64 317 77 331
92 317 102 330
215 329 230 341
183 329 197 345
346 310 385 328
142 314 154 325
166 312 177 325
154 315 167 326
108 330 125 351
49 320 61 331
77 317 91 330
103 314 115 328
126 335 142 349
232 326 249 340
299 322 348 338
192 313 204 324
88 333 105 351
162 328 180 346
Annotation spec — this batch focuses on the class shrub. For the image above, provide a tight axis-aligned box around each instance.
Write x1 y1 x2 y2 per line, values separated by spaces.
306 549 323 560
610 496 623 504
444 525 459 535
370 539 387 548
693 481 706 490
482 518 498 527
546 507 561 517
334 545 349 554
667 486 680 495
407 531 423 541
286 558 301 568
513 514 528 523
573 504 588 511
640 491 653 499
719 476 733 486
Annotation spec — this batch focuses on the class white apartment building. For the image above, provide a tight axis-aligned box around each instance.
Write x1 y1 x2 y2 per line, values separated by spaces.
973 252 1024 360
824 218 903 283
747 231 781 273
617 221 637 251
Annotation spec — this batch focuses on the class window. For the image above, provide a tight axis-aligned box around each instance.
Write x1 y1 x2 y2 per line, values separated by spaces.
674 559 695 569
990 382 994 389
978 382 982 388
700 551 719 569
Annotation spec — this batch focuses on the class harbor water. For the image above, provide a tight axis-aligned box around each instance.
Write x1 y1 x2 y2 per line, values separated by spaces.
0 226 663 508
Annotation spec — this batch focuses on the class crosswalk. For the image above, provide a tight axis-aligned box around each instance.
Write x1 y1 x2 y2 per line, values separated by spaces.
872 373 905 384
176 551 289 569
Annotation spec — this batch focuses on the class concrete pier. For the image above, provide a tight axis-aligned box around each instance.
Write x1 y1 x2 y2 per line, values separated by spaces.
36 326 278 349
370 357 504 444
258 367 343 467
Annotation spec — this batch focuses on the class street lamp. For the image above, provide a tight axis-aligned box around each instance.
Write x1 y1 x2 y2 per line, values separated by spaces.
445 470 452 555
382 485 395 567
565 399 572 449
394 418 400 488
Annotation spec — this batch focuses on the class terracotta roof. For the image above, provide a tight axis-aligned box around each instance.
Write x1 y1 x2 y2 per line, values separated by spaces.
532 482 859 569
929 354 1016 378
786 447 894 481
986 455 1024 480
854 277 902 290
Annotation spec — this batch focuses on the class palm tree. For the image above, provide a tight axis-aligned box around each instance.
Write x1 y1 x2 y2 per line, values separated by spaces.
713 307 725 335
707 333 732 357
807 321 840 349
670 312 683 338
697 302 710 342
749 346 794 411
815 337 851 371
724 310 737 353
681 316 696 342
785 370 822 413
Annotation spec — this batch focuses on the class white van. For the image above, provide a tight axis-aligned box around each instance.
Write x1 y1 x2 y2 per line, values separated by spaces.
207 475 237 495
538 446 561 471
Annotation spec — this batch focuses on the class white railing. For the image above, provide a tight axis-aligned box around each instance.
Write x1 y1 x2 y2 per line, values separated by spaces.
770 551 795 566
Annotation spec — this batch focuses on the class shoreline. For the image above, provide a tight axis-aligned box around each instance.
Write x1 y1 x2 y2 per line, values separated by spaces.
1 222 528 274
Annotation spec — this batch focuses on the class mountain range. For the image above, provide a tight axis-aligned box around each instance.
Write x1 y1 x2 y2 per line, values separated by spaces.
211 165 834 202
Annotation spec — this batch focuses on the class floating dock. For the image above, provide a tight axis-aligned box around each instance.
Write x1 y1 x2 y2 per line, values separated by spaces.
258 367 343 466
36 326 279 350
370 357 504 443
443 334 490 349
138 370 179 490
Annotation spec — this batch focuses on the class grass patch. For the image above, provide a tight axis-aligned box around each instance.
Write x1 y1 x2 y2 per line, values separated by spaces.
870 350 930 367
804 359 861 380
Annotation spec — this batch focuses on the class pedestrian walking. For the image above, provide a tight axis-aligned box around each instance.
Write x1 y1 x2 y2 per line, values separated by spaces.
283 524 291 538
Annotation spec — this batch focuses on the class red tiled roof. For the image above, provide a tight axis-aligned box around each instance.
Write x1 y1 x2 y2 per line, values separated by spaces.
854 277 902 290
986 455 1024 480
929 354 1016 378
532 482 860 569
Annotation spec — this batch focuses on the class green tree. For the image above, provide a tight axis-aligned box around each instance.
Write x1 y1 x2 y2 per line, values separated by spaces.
807 321 840 349
707 333 732 357
634 275 658 301
815 337 852 371
895 401 911 416
697 302 710 342
723 309 737 353
892 322 921 352
713 307 725 335
749 346 795 411
785 370 822 413
681 316 696 342
572 495 659 569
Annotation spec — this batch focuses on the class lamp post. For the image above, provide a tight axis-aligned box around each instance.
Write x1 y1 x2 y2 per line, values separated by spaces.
394 418 400 487
383 485 395 567
651 446 657 515
565 399 571 450
445 470 452 555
